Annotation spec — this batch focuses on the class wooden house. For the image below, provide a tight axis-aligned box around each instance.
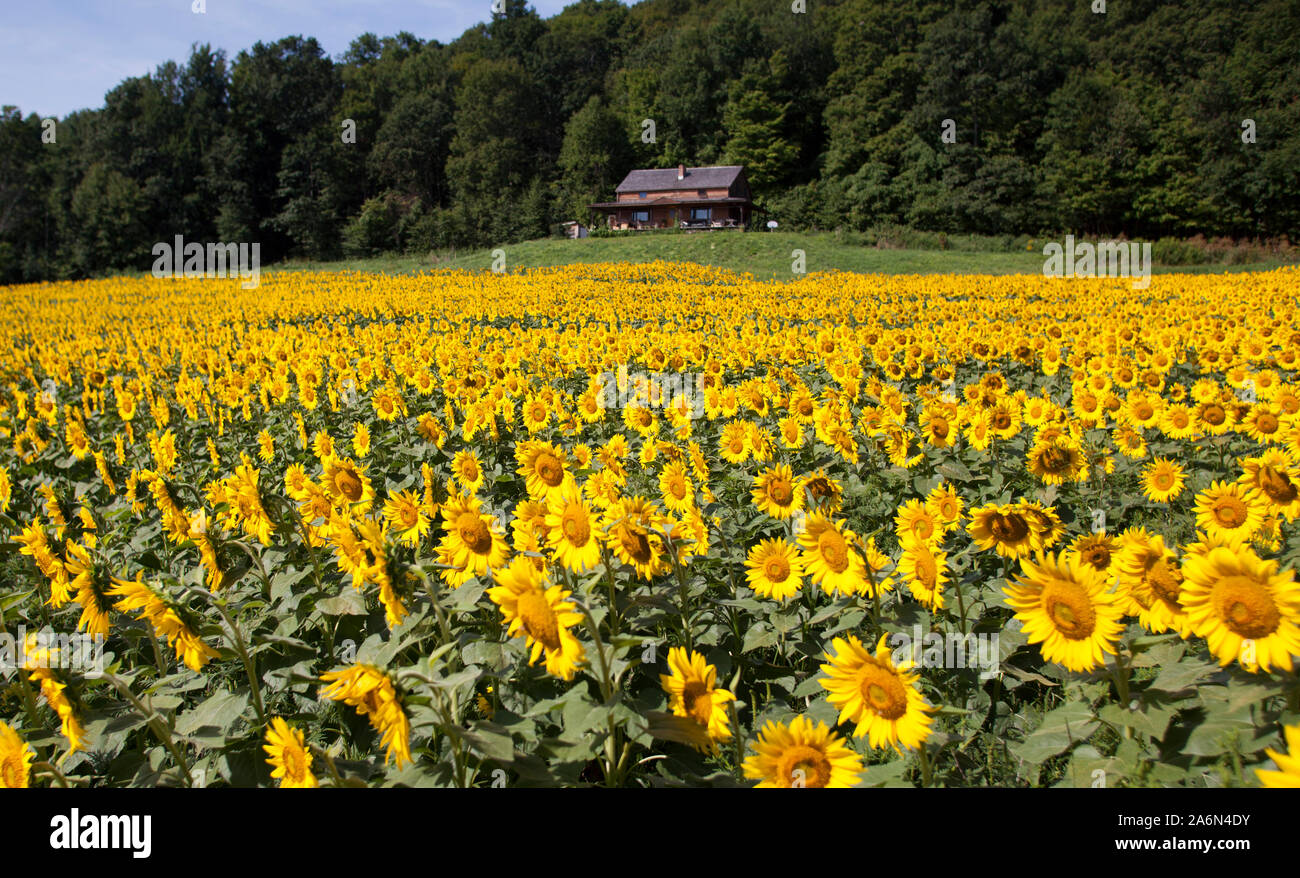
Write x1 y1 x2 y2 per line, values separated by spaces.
589 165 752 230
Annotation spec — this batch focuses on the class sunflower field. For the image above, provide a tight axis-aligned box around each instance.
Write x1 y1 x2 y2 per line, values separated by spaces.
1 262 1298 789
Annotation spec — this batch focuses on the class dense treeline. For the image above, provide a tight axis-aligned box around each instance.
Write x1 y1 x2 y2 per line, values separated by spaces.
1 0 1297 282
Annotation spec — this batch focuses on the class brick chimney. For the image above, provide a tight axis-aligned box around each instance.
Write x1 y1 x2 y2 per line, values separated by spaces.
677 164 685 180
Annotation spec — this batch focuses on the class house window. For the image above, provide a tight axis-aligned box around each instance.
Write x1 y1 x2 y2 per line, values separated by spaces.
690 207 711 221
633 210 650 222
638 192 647 199
697 189 707 197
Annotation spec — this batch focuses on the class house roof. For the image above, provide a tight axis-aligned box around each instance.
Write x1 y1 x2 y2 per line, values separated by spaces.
615 165 745 193
588 196 750 208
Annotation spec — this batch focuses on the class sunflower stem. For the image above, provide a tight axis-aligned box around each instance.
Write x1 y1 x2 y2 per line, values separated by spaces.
917 742 934 787
34 761 71 788
206 595 267 727
1111 644 1133 739
308 742 347 788
102 671 192 785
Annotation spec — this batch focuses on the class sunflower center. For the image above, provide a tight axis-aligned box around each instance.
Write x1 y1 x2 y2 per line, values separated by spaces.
536 454 564 486
905 512 934 541
668 477 687 500
1259 466 1297 504
398 504 418 528
1152 470 1174 490
1040 445 1070 473
516 588 562 651
818 529 849 573
1134 402 1154 421
931 420 949 439
859 663 909 720
457 513 493 555
990 513 1030 543
618 525 653 564
764 555 791 582
1082 545 1110 569
728 437 745 455
561 508 590 545
1146 558 1182 604
1256 413 1279 434
777 745 832 788
1212 496 1248 528
1213 575 1280 640
992 411 1011 430
1203 404 1226 425
768 478 794 506
912 547 937 589
461 461 480 482
335 468 363 502
1 755 24 788
1042 580 1097 640
682 681 714 726
282 745 306 780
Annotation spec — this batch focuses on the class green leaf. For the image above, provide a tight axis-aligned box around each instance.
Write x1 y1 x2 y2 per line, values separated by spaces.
741 624 777 654
1149 655 1218 694
1011 700 1098 765
175 690 250 745
316 590 367 616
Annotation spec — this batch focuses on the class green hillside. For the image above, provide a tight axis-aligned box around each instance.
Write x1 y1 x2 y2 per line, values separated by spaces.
269 232 1287 280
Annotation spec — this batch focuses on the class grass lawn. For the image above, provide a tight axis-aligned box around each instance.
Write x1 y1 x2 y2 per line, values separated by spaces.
269 231 1291 280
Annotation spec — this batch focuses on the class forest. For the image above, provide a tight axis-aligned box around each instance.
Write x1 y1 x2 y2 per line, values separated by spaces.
0 0 1296 282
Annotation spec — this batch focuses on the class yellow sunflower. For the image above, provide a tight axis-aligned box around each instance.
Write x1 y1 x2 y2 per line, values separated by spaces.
1256 724 1300 788
323 457 375 512
896 534 949 610
1026 436 1088 486
107 574 221 671
1238 449 1300 522
658 460 694 513
925 483 965 533
487 557 586 680
798 514 867 596
1004 551 1125 672
1141 457 1187 503
894 498 941 546
319 664 411 768
437 493 510 586
742 715 864 788
1179 545 1300 673
452 449 485 494
752 463 802 520
1115 532 1191 636
382 489 428 546
745 537 804 601
264 717 318 788
545 485 601 574
0 721 35 788
1070 532 1117 576
516 440 571 500
800 469 844 513
968 503 1040 559
602 496 670 580
659 647 735 750
1194 480 1267 547
820 634 936 751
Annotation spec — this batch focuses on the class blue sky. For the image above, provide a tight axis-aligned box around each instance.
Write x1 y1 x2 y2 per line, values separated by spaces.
1 0 603 118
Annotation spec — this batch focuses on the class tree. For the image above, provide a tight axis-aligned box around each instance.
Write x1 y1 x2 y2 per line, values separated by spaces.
557 96 632 223
721 59 797 195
